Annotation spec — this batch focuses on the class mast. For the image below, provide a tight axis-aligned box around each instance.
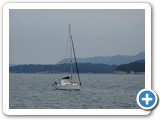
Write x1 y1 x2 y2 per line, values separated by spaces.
69 24 82 86
70 26 73 82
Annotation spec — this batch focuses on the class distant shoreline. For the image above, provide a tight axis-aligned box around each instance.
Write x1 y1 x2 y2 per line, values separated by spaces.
9 72 145 75
9 59 145 74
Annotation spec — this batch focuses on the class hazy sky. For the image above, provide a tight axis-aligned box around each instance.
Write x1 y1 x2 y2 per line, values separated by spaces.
9 9 145 64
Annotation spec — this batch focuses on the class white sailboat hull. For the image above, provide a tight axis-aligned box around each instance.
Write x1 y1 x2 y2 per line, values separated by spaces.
54 84 80 90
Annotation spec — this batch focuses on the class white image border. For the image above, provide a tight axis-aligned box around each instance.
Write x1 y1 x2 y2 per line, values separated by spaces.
3 3 151 115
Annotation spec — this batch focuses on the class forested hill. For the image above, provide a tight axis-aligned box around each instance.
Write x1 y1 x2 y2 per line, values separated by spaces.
115 59 145 73
9 63 117 74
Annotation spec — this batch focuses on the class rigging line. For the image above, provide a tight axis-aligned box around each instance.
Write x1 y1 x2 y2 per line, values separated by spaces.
61 28 70 78
69 24 81 86
63 30 70 64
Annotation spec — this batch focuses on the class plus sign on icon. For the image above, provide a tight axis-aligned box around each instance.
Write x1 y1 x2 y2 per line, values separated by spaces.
142 93 153 105
137 89 158 110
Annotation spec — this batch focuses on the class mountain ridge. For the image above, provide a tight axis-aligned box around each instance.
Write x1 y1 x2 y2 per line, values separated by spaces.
57 51 145 65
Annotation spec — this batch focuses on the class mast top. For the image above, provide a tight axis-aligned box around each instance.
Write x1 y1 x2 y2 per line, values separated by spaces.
69 24 71 30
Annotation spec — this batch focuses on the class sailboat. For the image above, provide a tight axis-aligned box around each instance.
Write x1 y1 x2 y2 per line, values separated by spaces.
52 24 82 90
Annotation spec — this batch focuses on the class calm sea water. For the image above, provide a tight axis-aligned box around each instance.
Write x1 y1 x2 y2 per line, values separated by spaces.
9 73 144 109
